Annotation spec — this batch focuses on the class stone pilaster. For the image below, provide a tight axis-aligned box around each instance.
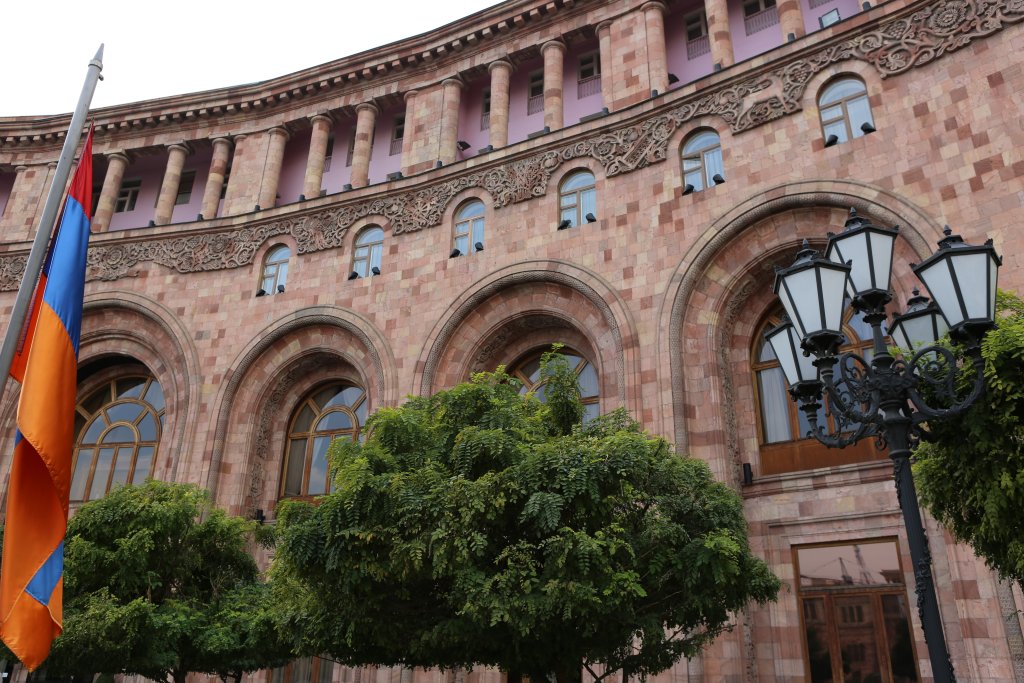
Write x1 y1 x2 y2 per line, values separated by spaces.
705 0 735 69
542 40 566 131
596 21 614 110
303 114 334 199
439 78 464 165
643 2 669 94
93 151 129 232
487 60 512 149
401 90 418 176
258 126 290 209
201 136 233 219
351 103 379 189
154 142 191 226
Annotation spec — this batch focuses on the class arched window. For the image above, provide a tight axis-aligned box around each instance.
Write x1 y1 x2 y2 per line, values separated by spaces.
352 226 384 278
681 129 723 192
260 245 290 294
753 310 883 474
70 376 164 501
510 349 600 423
453 200 485 255
819 77 874 144
281 382 367 498
559 170 596 228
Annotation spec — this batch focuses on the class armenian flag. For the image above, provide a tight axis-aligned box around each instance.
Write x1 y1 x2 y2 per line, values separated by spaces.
0 127 93 670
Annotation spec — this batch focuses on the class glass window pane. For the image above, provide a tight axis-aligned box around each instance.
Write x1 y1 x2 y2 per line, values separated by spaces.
704 147 724 180
456 201 484 219
89 448 115 500
758 340 777 362
316 411 353 432
454 221 469 238
339 386 364 407
102 425 136 444
314 386 340 409
882 594 921 682
277 261 289 285
357 227 384 245
284 439 307 497
797 542 903 587
583 402 600 424
581 188 597 219
137 413 158 441
819 105 843 121
106 402 144 425
455 235 469 254
472 219 485 247
801 597 834 682
307 436 332 496
683 130 719 153
560 194 576 208
824 121 848 143
757 368 792 443
82 385 111 415
561 208 576 226
520 358 542 384
82 415 107 445
71 450 92 500
293 405 316 433
133 446 154 484
834 595 882 678
577 363 599 398
370 244 383 270
110 447 132 487
115 378 146 399
562 171 594 191
847 97 873 136
144 382 165 412
355 400 368 424
684 169 704 191
820 78 865 105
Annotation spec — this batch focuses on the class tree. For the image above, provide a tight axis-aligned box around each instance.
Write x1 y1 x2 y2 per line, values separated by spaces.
914 290 1024 585
0 481 291 682
272 352 780 682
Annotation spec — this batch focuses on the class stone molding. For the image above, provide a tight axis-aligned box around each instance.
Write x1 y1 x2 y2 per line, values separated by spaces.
0 0 1017 289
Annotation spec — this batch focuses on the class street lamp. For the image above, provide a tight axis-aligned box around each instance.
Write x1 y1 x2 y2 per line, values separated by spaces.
769 210 1002 683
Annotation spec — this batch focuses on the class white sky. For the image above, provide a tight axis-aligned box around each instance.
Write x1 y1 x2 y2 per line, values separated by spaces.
3 0 498 118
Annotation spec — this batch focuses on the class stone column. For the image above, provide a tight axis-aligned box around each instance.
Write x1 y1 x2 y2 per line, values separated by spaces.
200 136 233 219
777 0 806 41
154 142 190 226
439 78 464 165
401 90 418 176
541 40 566 131
596 21 614 110
351 103 378 189
257 126 290 209
643 2 669 94
303 114 333 199
705 0 735 70
487 60 512 149
93 151 129 232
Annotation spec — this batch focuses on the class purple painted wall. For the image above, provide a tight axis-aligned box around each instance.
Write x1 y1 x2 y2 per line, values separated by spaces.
730 3 784 63
457 74 491 158
562 40 604 126
321 120 354 192
367 103 403 184
0 171 13 219
278 128 310 206
169 145 212 224
107 152 162 231
508 56 545 146
665 0 714 87
801 0 862 35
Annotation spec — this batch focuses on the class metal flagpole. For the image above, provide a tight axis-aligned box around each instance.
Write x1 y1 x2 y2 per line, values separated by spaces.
0 44 104 407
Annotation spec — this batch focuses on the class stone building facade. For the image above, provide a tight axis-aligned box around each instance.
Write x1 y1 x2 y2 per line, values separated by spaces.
1 0 1024 680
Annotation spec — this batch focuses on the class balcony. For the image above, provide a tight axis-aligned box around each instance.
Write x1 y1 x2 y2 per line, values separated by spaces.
745 5 780 35
577 75 602 99
687 35 711 60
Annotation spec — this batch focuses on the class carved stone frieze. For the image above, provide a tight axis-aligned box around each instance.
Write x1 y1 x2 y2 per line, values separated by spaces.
0 0 1017 289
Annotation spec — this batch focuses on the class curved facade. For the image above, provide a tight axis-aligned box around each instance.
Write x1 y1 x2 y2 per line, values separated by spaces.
2 0 1024 680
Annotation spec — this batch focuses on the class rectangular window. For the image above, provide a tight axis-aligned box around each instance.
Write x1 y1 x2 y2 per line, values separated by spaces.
577 52 602 99
174 170 195 206
390 116 405 156
819 8 841 27
219 167 231 200
115 179 141 213
743 0 776 16
685 11 708 41
481 89 491 131
324 134 335 173
528 70 544 115
345 134 355 167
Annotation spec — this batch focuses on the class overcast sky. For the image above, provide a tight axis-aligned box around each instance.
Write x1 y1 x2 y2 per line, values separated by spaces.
3 0 497 118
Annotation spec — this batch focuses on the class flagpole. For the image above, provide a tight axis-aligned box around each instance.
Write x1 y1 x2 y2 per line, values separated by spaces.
0 44 104 406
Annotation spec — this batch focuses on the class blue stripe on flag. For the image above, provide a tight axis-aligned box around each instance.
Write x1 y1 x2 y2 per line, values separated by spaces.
41 196 90 354
25 541 63 607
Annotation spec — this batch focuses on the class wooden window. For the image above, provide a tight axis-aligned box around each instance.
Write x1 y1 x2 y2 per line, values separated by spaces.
71 376 164 502
481 89 491 131
681 129 723 192
743 0 776 16
577 52 602 98
510 349 600 423
528 70 544 115
115 179 141 213
753 309 885 475
390 115 405 156
453 200 485 255
281 383 367 498
260 245 290 294
819 77 874 144
795 540 921 682
174 170 195 206
685 11 708 41
558 170 596 228
352 226 384 277
324 134 335 173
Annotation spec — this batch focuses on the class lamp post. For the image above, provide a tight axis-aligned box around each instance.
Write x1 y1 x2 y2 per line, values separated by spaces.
767 210 1002 683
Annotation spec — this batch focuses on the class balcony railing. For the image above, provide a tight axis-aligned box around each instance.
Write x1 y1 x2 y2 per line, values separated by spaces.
481 112 490 131
389 137 403 156
527 94 544 115
687 35 710 59
323 156 332 173
577 75 602 99
745 5 780 35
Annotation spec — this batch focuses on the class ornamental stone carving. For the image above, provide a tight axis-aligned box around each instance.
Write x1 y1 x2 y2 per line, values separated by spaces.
0 0 1016 289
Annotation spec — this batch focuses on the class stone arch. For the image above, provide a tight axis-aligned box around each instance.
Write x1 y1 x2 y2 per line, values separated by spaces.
416 260 640 415
657 180 941 483
202 306 395 510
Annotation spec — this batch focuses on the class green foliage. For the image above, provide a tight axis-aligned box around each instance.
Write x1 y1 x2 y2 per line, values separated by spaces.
272 350 780 680
915 290 1024 585
14 481 291 682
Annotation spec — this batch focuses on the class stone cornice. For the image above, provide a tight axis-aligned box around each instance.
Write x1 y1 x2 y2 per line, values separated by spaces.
0 0 1019 290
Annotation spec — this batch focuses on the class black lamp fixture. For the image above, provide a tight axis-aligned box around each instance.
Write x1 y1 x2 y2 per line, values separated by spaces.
682 183 695 195
860 121 877 134
557 218 572 230
824 134 839 148
371 266 381 276
668 73 680 85
255 288 267 297
457 140 471 151
712 173 725 185
449 248 462 258
348 271 360 280
769 212 1001 683
277 284 285 293
474 241 484 252
585 212 597 223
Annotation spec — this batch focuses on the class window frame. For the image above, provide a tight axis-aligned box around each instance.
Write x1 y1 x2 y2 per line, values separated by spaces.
685 10 708 41
743 0 776 17
115 179 141 213
681 129 723 192
527 70 544 115
174 170 196 206
352 226 385 278
453 200 485 255
818 77 874 145
558 169 597 228
260 244 291 294
509 348 600 423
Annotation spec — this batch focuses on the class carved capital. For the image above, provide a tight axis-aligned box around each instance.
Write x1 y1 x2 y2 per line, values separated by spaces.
355 102 380 117
488 59 513 75
541 40 566 56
